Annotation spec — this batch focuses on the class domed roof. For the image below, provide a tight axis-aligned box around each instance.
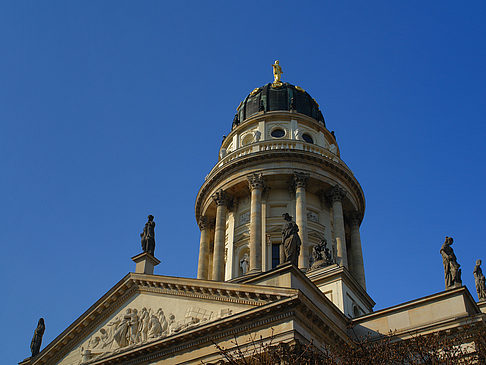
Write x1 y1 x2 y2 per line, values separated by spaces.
233 82 325 128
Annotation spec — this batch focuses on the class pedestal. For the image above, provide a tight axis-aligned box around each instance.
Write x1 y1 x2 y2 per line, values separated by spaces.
131 252 160 275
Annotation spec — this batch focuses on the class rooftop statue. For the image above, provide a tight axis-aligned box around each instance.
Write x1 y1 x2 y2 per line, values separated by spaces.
141 215 156 256
272 60 283 87
30 318 45 357
474 259 486 301
440 236 462 289
281 213 301 266
309 238 334 271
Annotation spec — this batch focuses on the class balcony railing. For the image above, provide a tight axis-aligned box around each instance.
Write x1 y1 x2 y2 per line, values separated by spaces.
205 140 352 181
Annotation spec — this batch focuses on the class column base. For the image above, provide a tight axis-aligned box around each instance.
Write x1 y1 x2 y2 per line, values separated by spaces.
131 252 160 275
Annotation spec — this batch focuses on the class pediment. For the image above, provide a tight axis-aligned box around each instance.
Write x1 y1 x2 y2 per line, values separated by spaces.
30 273 296 365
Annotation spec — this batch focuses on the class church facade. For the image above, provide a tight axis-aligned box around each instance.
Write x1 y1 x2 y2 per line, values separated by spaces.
20 64 486 365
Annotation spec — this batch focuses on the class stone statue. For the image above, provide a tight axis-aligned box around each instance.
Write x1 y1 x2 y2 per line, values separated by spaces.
240 253 249 275
309 238 333 271
474 259 486 301
440 236 462 289
281 213 301 266
140 215 155 255
30 318 45 357
289 97 296 111
272 60 283 86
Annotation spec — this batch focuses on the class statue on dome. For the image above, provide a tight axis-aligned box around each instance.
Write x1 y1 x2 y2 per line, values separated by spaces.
281 213 301 266
272 60 283 87
440 236 462 289
474 259 486 301
30 318 45 357
141 215 156 256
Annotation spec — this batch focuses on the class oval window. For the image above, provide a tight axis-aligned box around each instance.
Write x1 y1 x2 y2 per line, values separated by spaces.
271 128 285 138
302 133 313 144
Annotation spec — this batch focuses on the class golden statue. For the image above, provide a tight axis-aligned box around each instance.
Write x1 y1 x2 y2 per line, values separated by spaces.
272 60 283 87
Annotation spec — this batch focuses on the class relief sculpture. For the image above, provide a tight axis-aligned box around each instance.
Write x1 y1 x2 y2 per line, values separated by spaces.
80 305 233 363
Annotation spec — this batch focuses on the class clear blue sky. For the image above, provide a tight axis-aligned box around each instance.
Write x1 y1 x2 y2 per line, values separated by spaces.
1 1 485 362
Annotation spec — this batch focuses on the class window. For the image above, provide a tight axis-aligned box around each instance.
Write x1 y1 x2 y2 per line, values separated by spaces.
272 244 280 268
271 128 285 138
302 133 313 144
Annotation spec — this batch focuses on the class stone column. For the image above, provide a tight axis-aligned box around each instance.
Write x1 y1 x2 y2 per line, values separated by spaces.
350 211 366 289
247 173 264 273
212 189 228 281
327 185 348 268
197 216 210 280
294 172 309 270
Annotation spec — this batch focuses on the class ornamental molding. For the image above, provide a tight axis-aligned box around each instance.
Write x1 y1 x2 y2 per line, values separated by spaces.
247 172 265 191
196 150 365 220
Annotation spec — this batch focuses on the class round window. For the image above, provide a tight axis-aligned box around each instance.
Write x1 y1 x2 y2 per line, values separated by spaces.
271 128 285 138
302 133 314 144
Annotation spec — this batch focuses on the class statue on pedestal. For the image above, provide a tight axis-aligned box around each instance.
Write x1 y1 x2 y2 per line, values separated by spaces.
474 259 486 301
272 60 283 87
140 215 155 256
30 318 45 357
309 238 333 271
440 236 462 289
281 213 301 266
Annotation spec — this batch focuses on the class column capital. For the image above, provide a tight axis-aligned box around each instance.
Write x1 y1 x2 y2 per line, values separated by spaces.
212 189 229 206
198 216 209 231
348 211 362 227
247 173 265 191
293 171 309 189
326 185 346 203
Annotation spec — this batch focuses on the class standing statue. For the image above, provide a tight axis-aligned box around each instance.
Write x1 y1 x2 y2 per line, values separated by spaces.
240 253 249 275
140 215 155 255
440 236 462 289
272 60 283 86
281 213 301 266
30 318 45 357
474 259 486 301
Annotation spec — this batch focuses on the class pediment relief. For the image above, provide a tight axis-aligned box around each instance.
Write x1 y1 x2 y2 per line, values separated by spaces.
59 292 246 364
37 274 293 365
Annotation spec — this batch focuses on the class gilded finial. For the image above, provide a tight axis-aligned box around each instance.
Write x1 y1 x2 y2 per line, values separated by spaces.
272 60 283 87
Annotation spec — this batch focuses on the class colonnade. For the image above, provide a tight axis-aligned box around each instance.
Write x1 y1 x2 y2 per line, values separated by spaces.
196 173 366 289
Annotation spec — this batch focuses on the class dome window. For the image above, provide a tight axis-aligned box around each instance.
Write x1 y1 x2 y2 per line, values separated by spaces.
271 128 285 138
302 133 314 144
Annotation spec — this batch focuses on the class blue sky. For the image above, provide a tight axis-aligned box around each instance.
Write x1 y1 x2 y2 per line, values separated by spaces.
1 1 485 362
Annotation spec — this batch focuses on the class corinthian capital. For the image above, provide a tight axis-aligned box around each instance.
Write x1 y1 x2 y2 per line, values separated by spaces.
326 185 346 203
293 171 309 189
198 216 208 231
247 173 265 191
212 189 228 206
348 211 361 227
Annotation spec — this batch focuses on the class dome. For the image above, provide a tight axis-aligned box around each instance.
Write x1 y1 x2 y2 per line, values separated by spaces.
233 82 325 128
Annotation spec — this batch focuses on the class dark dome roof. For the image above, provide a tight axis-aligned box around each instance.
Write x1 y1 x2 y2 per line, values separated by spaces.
234 83 325 127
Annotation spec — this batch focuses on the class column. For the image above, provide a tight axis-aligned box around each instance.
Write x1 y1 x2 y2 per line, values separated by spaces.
350 211 366 289
327 185 348 268
294 172 309 270
197 216 210 280
212 189 228 281
247 173 264 273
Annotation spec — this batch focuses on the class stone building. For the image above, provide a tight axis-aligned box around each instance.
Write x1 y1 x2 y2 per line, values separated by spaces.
20 65 486 365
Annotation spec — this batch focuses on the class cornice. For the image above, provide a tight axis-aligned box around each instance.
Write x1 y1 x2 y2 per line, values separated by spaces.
195 149 365 220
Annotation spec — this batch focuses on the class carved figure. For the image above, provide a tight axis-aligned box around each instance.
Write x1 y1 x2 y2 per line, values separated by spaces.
139 308 150 342
156 308 168 334
147 315 162 339
140 215 156 255
240 253 249 275
272 60 283 86
30 318 45 357
309 238 333 270
440 236 462 289
113 309 131 347
128 308 139 345
474 259 486 301
232 114 240 129
281 213 301 266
